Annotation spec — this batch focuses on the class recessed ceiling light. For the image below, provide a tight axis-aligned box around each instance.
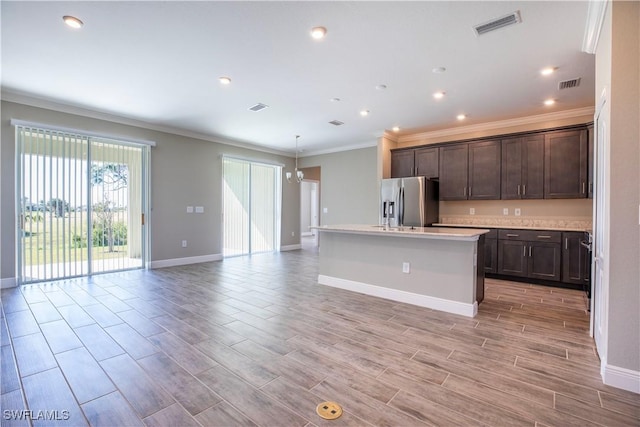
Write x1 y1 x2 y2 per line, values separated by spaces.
376 84 387 90
219 76 231 85
432 67 447 74
433 91 446 99
63 15 83 29
457 114 467 121
311 26 327 39
330 97 341 102
392 126 400 132
544 99 556 106
360 110 370 117
541 67 557 76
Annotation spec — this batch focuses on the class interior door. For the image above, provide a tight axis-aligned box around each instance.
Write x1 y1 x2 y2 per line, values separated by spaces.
591 96 608 363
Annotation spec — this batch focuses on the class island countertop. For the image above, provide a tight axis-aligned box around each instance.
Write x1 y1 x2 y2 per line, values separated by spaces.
313 224 490 241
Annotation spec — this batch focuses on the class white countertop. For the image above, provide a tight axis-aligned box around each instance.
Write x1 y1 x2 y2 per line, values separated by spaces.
313 224 490 241
433 223 592 232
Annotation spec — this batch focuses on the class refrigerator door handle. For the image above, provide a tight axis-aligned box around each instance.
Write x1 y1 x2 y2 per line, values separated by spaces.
399 187 405 226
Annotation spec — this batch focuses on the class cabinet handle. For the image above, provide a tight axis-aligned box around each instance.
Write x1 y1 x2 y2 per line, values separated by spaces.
523 184 526 196
565 237 568 250
529 246 532 257
463 187 466 196
523 246 527 257
506 233 519 237
469 187 472 197
582 182 586 194
537 235 552 239
589 182 593 194
517 184 521 196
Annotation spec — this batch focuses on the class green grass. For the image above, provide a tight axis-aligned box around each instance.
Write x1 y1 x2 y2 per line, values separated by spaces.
21 211 132 266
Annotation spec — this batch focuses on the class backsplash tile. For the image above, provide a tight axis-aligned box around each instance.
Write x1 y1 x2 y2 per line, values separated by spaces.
439 215 592 231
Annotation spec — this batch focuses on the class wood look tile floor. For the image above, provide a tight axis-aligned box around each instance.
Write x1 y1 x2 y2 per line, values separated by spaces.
2 249 639 426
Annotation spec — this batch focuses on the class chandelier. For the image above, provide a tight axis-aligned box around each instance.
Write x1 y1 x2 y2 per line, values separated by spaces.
285 135 304 183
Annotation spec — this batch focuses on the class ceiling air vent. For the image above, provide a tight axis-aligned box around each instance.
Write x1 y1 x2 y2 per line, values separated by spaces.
248 103 269 112
474 11 522 36
329 120 344 126
558 78 581 90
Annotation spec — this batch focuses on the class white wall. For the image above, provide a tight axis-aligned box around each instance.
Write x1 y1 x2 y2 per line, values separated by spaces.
300 147 378 226
596 0 640 390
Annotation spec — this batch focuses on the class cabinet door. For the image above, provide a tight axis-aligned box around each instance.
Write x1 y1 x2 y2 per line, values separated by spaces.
528 242 561 281
469 140 501 200
439 144 468 200
522 134 544 199
498 240 527 277
562 232 588 284
544 129 588 198
391 150 414 178
485 238 498 274
501 137 523 199
414 147 439 179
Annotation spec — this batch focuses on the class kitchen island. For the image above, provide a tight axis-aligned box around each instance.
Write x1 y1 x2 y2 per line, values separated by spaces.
314 225 489 317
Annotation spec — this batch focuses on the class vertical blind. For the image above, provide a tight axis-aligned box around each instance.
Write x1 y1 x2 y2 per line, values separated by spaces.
16 125 147 283
222 157 281 257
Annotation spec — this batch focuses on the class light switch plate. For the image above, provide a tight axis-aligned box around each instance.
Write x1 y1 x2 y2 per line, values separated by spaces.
503 208 509 216
402 262 410 273
195 206 204 213
323 207 328 214
186 206 194 213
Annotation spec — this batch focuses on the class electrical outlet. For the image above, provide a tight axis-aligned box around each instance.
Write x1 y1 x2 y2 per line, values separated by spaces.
402 262 410 274
503 208 509 216
323 207 328 214
181 240 187 248
515 208 521 216
291 231 295 237
186 206 194 213
469 208 475 215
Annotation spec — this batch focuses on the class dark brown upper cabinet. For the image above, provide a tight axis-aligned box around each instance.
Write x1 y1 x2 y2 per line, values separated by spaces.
501 134 544 200
439 140 501 200
414 147 439 179
544 129 588 199
439 143 469 200
390 149 414 178
468 140 501 200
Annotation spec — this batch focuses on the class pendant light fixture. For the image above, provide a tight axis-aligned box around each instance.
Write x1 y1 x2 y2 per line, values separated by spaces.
286 135 304 183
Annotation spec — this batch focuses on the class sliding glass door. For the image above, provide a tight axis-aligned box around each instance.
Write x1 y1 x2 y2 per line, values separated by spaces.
222 157 281 257
16 125 149 284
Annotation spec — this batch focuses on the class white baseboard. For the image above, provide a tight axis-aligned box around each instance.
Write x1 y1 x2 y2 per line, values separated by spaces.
280 244 302 251
318 274 478 318
603 363 640 394
1 277 17 289
150 254 222 269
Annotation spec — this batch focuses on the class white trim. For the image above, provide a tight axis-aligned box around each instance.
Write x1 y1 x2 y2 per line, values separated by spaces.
280 244 302 251
603 364 640 394
10 119 157 147
0 277 18 289
221 154 285 168
397 107 595 145
299 141 378 157
149 254 222 269
318 274 478 318
582 0 608 54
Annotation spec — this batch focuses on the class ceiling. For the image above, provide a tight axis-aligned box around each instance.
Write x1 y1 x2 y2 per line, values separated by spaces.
1 1 595 156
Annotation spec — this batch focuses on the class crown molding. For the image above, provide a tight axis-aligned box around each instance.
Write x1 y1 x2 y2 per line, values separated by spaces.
582 0 608 54
398 107 595 144
299 140 378 158
1 91 293 157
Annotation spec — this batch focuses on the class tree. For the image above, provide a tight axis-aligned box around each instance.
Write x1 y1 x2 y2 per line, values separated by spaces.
47 198 69 217
91 163 128 252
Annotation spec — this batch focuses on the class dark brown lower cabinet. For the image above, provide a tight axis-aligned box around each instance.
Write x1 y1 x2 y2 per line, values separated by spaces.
484 232 498 274
497 230 561 282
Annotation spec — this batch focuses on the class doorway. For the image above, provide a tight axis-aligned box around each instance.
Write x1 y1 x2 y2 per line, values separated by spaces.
16 125 149 284
300 180 320 248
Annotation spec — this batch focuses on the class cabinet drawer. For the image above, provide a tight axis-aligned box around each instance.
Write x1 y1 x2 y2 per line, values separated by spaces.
498 229 561 243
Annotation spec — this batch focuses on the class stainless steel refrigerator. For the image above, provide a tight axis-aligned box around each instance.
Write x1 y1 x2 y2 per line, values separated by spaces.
380 177 439 227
